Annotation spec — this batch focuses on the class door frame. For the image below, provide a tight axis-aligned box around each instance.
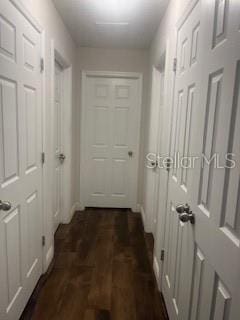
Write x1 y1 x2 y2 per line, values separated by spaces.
9 0 46 272
145 64 165 233
50 40 73 227
151 36 178 291
80 71 143 211
151 56 167 236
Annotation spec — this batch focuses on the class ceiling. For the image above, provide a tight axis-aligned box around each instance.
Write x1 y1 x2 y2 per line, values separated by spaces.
52 0 169 49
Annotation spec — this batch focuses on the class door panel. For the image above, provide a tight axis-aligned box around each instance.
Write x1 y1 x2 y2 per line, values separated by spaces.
85 78 111 206
162 3 202 318
83 76 141 208
110 78 138 207
53 61 63 231
1 79 18 183
191 1 240 318
0 0 43 319
162 1 240 319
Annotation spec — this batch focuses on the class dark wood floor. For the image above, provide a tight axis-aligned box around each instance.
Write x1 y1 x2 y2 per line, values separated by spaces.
21 208 168 320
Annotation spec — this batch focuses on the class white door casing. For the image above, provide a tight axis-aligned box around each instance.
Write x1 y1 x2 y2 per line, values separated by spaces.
152 47 172 286
162 1 240 320
81 72 142 209
144 67 164 233
0 0 43 319
152 70 166 238
53 60 63 231
51 42 73 225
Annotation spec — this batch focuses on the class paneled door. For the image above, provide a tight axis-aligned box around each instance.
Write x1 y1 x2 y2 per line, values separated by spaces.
81 74 142 209
53 61 64 232
0 0 43 319
145 67 165 233
162 1 240 319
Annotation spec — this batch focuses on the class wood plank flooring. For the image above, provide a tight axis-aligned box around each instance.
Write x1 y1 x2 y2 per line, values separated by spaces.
21 208 168 320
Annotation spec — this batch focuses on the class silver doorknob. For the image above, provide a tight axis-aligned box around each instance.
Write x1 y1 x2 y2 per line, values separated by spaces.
176 204 190 214
0 200 12 211
179 211 195 224
58 153 66 163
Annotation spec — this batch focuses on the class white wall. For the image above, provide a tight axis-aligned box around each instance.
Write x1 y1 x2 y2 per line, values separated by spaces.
20 0 78 270
76 47 150 206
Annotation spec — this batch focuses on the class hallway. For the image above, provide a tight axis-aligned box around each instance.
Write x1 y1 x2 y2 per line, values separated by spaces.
1 0 240 319
21 209 168 320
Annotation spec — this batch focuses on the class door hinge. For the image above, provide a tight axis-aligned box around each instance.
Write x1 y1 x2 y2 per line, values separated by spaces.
40 58 44 73
161 249 165 261
42 236 46 247
166 157 171 172
41 152 45 165
173 58 177 73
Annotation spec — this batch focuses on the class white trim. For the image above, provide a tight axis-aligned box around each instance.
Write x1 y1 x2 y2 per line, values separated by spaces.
9 0 43 32
133 75 143 211
79 72 86 207
41 31 47 273
63 202 81 224
80 70 143 210
51 40 72 229
153 255 160 291
45 245 54 270
140 205 146 228
141 205 153 233
79 203 86 211
152 38 172 291
132 203 141 213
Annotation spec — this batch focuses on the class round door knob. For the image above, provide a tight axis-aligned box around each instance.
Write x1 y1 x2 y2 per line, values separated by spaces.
0 200 12 211
179 211 195 224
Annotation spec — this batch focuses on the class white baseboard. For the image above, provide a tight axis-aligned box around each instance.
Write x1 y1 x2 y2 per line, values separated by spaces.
135 203 141 212
140 205 146 227
78 203 85 211
45 244 54 271
140 205 153 233
62 202 81 224
153 255 160 291
131 204 140 213
70 201 81 218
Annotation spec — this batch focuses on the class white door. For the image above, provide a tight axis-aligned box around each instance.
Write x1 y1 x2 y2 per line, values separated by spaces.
53 61 64 231
82 75 142 209
0 0 43 319
162 1 240 320
145 67 164 232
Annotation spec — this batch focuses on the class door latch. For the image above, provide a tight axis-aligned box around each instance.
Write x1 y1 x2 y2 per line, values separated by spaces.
58 153 66 163
161 249 165 261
